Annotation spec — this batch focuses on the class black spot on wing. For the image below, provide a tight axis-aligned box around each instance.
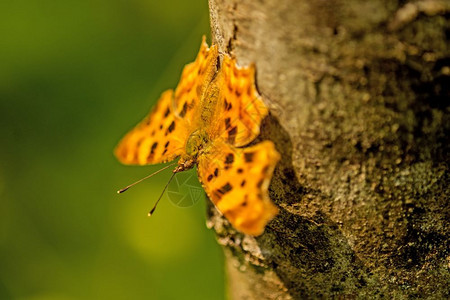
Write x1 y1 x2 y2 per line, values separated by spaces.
214 168 219 177
257 179 264 188
147 142 158 159
225 153 234 164
165 121 176 135
228 126 237 144
244 152 254 163
168 121 175 132
240 180 246 187
237 168 243 174
225 117 231 129
216 182 233 195
164 107 170 118
179 102 188 118
151 142 158 154
224 99 232 111
212 192 222 201
207 174 213 182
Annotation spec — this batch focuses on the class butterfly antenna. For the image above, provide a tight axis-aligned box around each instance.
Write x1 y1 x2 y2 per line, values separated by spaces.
117 162 177 194
148 172 176 216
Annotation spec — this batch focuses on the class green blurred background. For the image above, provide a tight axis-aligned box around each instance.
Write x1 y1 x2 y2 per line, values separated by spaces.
0 1 225 299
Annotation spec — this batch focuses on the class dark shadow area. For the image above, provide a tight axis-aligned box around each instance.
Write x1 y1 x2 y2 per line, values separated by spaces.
257 114 375 298
206 114 375 298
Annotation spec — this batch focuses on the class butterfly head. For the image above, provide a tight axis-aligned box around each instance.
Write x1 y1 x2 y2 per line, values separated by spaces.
173 130 209 173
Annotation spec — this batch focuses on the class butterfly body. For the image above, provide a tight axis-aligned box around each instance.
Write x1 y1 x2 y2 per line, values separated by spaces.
116 37 280 236
185 129 209 157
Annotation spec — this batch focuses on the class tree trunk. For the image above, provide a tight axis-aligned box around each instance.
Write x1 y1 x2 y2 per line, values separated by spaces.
206 0 450 299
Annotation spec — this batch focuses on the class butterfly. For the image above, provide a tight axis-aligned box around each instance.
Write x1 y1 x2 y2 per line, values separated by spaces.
115 36 280 236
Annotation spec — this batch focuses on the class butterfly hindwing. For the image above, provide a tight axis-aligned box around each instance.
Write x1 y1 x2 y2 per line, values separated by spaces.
197 140 280 236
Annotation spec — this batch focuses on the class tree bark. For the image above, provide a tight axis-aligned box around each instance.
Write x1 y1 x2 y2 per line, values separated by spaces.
207 0 450 299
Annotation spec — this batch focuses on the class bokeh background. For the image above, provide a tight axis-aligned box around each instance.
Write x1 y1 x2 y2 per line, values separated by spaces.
0 1 225 299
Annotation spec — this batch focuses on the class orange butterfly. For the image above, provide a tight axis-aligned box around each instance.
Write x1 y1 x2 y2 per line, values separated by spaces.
115 37 279 236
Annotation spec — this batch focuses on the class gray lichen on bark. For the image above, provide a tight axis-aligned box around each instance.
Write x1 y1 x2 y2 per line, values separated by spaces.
207 0 450 299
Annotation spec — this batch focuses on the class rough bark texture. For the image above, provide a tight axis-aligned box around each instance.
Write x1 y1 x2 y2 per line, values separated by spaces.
206 0 450 299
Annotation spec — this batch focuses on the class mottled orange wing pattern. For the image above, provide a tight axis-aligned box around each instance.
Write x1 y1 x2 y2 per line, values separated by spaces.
115 37 219 165
207 56 268 147
114 90 188 165
197 140 280 236
172 36 218 127
116 37 280 236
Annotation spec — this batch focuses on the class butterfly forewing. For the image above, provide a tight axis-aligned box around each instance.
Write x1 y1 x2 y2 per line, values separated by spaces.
207 56 268 147
115 90 189 165
115 37 219 166
173 36 219 129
